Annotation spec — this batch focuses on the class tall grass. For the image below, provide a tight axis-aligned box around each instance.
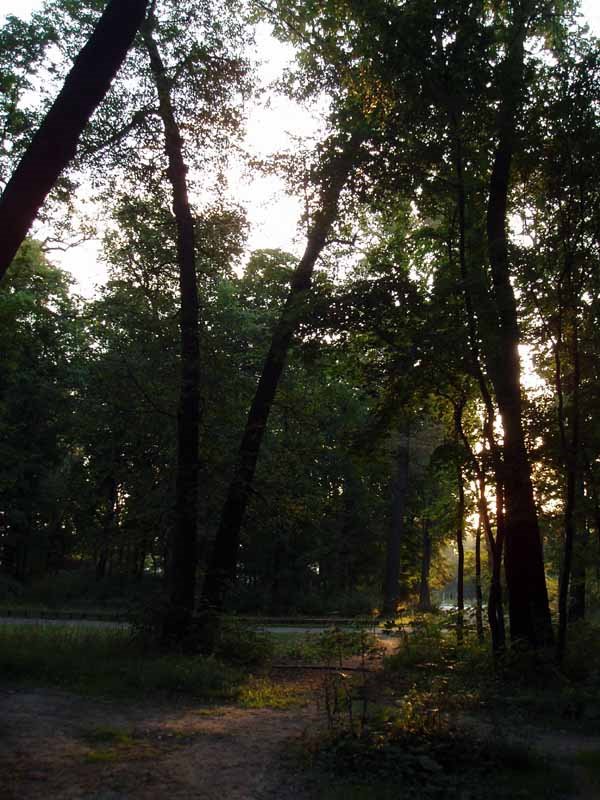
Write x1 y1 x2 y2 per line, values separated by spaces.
0 623 242 699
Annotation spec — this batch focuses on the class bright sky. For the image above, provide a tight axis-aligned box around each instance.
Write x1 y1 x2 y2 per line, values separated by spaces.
1 0 599 295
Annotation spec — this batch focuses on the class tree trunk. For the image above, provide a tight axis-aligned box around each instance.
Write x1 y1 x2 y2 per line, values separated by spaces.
455 401 505 651
557 266 582 659
569 524 586 622
417 519 432 612
456 461 465 643
484 2 553 647
96 476 118 581
452 115 506 652
143 13 200 643
475 519 484 643
201 128 365 615
489 475 506 651
0 0 149 281
452 401 467 642
382 428 410 616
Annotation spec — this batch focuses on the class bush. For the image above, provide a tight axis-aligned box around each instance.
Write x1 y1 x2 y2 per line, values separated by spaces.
215 617 274 667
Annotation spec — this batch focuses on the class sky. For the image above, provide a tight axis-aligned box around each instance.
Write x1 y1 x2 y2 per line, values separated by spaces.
1 0 599 295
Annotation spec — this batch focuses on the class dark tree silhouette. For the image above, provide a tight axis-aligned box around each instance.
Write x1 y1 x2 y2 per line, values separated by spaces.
0 0 149 281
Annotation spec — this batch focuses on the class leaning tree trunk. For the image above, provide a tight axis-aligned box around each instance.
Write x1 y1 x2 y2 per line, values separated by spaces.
382 428 410 616
0 0 149 281
143 13 200 643
201 128 365 616
484 1 553 647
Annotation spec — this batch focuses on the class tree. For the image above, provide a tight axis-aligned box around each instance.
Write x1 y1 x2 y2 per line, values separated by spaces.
0 0 149 280
516 31 600 658
0 241 81 580
140 3 201 641
201 121 366 617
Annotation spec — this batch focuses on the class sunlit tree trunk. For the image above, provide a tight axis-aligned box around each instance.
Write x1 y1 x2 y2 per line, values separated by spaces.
456 463 465 643
382 428 410 616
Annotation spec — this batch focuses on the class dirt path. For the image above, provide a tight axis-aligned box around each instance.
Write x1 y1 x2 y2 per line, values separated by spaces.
0 685 318 800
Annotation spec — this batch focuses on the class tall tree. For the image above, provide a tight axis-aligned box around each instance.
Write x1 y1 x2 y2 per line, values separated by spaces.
201 124 366 615
141 3 200 642
482 0 553 646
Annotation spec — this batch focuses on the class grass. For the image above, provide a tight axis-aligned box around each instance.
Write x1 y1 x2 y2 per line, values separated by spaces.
78 725 162 765
0 620 327 710
81 726 134 746
238 677 306 709
272 626 380 665
0 623 244 700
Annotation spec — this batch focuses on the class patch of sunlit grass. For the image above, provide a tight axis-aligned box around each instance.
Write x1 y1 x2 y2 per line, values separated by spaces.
238 677 306 709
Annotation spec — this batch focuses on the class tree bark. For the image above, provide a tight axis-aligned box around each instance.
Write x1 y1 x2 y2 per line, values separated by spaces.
0 0 149 281
456 463 465 643
475 519 484 643
382 428 410 616
201 128 365 614
484 1 553 647
143 11 200 642
453 401 466 642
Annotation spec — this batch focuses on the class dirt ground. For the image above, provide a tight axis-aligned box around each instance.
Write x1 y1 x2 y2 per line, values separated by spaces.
0 679 320 800
2 639 599 800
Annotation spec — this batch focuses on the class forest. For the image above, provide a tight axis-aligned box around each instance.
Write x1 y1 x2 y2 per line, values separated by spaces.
1 1 600 798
